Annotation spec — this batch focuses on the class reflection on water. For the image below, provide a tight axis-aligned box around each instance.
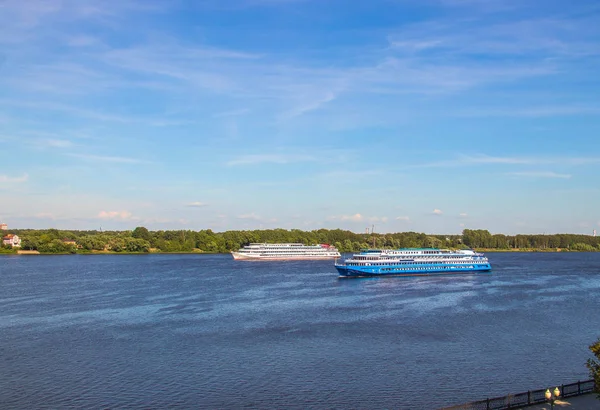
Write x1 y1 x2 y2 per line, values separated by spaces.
1 252 600 409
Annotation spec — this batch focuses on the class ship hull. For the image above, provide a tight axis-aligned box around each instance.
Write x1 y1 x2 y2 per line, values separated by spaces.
232 252 339 261
335 263 491 278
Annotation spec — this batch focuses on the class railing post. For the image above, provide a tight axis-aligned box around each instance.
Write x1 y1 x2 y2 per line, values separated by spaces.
578 380 581 395
527 391 531 404
486 398 490 410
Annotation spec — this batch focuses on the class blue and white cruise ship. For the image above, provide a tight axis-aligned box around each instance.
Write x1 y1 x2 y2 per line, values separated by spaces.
335 248 491 278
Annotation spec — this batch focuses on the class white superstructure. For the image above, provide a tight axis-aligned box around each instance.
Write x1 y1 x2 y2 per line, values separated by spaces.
232 243 341 260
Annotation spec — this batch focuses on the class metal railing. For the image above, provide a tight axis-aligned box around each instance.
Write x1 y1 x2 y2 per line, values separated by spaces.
440 379 596 410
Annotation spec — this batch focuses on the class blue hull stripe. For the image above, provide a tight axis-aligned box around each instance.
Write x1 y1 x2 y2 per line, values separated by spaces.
336 264 492 278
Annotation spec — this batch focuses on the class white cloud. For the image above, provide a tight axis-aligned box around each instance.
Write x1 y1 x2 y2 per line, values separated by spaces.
279 91 338 120
368 216 388 223
413 154 600 170
67 35 100 47
463 154 533 165
459 213 468 217
98 210 133 220
42 139 73 148
342 213 363 222
0 100 185 126
213 108 250 118
453 105 600 118
67 153 147 164
35 212 55 219
226 154 316 166
329 213 364 222
395 216 410 221
433 209 443 215
0 173 29 183
388 39 444 51
186 202 207 207
237 213 260 220
506 171 571 179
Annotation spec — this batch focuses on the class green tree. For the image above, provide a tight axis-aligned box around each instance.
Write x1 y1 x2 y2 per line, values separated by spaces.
586 338 600 398
109 237 126 252
125 237 150 252
571 243 597 252
132 226 151 241
20 237 39 251
38 239 71 254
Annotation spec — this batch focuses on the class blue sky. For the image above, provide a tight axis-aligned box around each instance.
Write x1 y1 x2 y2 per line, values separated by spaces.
1 0 600 234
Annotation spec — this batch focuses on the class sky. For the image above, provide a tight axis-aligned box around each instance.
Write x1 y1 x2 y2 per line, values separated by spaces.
1 0 600 235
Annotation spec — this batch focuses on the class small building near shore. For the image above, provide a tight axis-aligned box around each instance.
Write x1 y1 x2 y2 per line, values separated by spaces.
2 234 21 247
0 223 7 231
62 239 81 249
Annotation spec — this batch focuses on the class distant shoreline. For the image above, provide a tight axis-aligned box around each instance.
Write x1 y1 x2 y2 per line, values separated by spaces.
474 248 572 252
3 228 598 255
1 248 598 256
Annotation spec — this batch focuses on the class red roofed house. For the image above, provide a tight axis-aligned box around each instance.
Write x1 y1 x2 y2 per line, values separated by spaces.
2 234 21 247
0 223 7 231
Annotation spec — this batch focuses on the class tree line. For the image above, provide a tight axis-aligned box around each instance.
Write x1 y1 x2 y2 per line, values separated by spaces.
1 228 599 254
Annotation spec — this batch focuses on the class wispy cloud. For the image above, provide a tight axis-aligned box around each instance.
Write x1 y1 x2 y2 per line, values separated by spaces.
237 213 261 220
388 11 600 60
186 202 208 207
226 153 316 166
67 35 100 47
0 100 186 126
213 108 250 118
396 216 410 221
320 169 385 179
38 139 73 148
279 91 338 120
66 153 148 164
462 154 533 165
328 213 364 222
97 210 134 220
413 154 600 169
0 173 29 184
368 216 389 223
432 209 443 215
506 171 572 179
452 105 600 118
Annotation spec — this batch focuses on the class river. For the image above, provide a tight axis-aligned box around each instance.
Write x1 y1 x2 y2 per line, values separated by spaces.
1 252 599 409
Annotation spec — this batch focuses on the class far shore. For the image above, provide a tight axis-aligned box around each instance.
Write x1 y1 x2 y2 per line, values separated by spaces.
1 248 597 256
474 248 569 252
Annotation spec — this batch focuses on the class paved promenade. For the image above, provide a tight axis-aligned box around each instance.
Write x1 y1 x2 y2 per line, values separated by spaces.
515 393 599 409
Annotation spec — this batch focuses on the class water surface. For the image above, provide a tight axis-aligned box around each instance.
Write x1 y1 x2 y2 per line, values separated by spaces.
1 253 599 409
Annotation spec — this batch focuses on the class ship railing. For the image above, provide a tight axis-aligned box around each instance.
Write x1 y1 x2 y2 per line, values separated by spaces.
439 379 595 410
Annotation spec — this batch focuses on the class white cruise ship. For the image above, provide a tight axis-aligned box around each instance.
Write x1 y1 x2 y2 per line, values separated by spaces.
232 243 341 260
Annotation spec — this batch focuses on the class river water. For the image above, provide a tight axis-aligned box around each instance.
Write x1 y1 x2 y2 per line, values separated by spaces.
1 252 599 409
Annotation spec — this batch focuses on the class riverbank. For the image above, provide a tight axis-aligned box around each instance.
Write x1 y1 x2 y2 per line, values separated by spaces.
474 248 574 252
1 249 215 256
2 248 597 256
